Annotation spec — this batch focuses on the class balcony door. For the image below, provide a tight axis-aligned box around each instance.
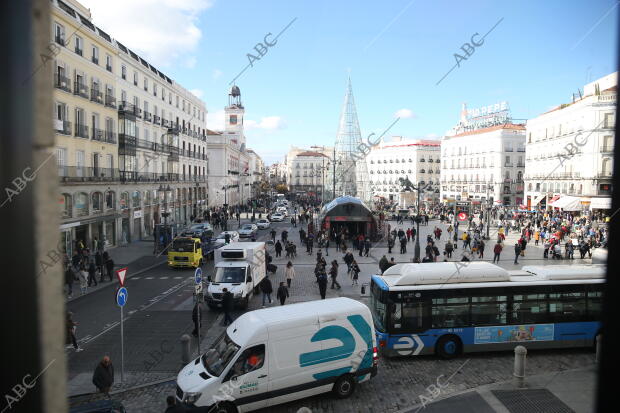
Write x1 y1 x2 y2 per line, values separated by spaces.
76 150 85 178
93 153 100 177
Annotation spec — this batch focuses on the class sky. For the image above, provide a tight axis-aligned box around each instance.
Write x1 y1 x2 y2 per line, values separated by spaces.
80 0 618 165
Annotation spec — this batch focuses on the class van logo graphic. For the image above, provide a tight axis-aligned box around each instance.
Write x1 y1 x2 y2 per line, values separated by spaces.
299 315 373 380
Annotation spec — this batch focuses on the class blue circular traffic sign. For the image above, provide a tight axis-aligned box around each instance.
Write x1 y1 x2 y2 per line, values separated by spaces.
194 268 202 285
116 287 128 307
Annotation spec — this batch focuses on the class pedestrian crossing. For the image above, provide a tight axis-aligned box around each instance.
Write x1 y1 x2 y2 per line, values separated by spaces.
129 276 191 281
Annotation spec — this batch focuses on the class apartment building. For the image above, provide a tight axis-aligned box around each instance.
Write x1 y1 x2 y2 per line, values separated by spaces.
52 0 207 253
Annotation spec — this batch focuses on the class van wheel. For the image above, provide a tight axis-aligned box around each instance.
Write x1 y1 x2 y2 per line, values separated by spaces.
332 374 356 399
211 401 237 413
436 335 462 359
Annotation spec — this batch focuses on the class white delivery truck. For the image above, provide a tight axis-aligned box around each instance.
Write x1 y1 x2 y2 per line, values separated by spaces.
176 297 378 412
206 242 266 310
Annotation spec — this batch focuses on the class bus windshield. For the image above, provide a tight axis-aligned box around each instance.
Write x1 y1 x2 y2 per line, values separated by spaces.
201 332 240 377
214 266 247 283
171 239 195 252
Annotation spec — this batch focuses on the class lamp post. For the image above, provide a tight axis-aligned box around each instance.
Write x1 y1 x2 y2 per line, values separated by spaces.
311 145 339 201
399 176 431 262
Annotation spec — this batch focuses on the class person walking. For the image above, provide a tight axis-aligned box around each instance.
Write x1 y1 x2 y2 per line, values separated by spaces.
364 238 371 257
191 302 202 337
351 260 360 286
478 239 485 259
95 250 104 282
343 251 354 273
329 260 341 289
79 264 89 295
445 241 454 258
260 276 273 307
285 261 295 288
493 241 503 263
514 242 522 265
65 265 76 299
275 240 283 258
92 356 114 397
317 268 328 299
103 252 114 282
399 236 407 254
270 229 276 243
324 237 329 256
387 236 394 254
276 282 289 305
379 255 389 274
87 259 98 287
66 311 83 352
222 288 234 326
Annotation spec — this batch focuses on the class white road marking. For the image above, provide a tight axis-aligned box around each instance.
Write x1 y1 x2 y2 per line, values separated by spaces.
145 277 154 279
160 277 169 279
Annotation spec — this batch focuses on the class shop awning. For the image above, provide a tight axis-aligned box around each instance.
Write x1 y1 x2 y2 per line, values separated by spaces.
531 194 546 206
590 197 612 210
549 195 561 204
550 195 582 211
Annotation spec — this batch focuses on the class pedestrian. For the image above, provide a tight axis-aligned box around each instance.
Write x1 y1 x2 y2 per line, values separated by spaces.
79 264 89 295
191 302 202 337
66 311 83 352
514 242 522 265
317 269 328 299
343 251 354 273
270 229 276 242
65 265 76 298
399 237 407 254
493 241 503 263
95 250 104 282
329 260 341 289
275 240 282 257
87 259 98 287
165 395 187 413
222 288 234 325
277 282 289 305
364 238 371 257
103 252 114 282
285 261 295 288
379 255 389 274
445 241 453 258
387 236 394 254
478 239 485 259
351 260 360 286
92 356 114 397
324 237 329 256
260 275 273 307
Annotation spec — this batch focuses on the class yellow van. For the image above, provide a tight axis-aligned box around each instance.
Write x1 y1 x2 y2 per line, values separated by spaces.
168 237 203 268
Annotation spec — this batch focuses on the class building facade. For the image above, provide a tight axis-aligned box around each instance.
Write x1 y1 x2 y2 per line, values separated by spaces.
288 151 329 198
52 0 207 253
441 124 526 207
524 72 616 212
366 137 441 206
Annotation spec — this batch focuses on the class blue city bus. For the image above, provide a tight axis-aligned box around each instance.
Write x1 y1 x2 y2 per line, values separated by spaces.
369 262 604 358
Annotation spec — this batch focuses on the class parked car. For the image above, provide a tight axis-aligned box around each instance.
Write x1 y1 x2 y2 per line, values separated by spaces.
256 219 271 229
182 223 213 238
238 223 258 238
271 213 284 222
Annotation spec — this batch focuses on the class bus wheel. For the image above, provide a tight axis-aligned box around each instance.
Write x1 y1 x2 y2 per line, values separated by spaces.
332 374 356 399
436 335 461 359
212 402 237 413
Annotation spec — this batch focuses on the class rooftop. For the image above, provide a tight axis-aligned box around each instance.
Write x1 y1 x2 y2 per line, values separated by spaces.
446 123 526 138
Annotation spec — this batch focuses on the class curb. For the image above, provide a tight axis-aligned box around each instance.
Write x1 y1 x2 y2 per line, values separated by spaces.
110 376 176 396
66 257 167 303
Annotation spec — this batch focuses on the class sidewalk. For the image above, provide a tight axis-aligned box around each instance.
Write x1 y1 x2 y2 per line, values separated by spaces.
399 366 597 413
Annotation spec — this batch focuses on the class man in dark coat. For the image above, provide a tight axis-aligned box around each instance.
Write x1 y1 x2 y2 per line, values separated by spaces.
317 269 328 299
260 276 273 307
103 252 114 282
92 356 114 396
275 240 283 257
222 288 234 326
379 255 389 274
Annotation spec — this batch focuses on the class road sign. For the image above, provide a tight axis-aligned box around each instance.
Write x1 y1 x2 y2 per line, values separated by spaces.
194 267 202 285
116 287 128 307
116 267 128 286
194 283 203 294
457 212 468 222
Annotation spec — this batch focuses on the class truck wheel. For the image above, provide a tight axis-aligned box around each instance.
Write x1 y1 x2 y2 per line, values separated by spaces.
211 401 237 413
332 374 356 399
436 335 462 359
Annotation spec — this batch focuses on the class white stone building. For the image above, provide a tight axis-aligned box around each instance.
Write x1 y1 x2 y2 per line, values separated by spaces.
524 72 616 212
288 151 329 198
440 124 526 207
366 137 441 206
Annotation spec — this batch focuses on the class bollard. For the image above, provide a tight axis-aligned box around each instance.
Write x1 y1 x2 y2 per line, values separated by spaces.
596 334 602 363
513 345 527 388
181 334 191 365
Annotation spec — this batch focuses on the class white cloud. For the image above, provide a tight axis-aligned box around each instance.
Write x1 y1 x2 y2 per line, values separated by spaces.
79 0 212 68
207 109 225 131
190 89 204 99
245 116 286 131
395 108 416 119
212 69 223 80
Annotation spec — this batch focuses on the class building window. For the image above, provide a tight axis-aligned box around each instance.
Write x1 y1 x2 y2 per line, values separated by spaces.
74 35 83 55
54 22 65 45
91 45 99 64
121 65 127 80
106 55 112 72
153 83 157 97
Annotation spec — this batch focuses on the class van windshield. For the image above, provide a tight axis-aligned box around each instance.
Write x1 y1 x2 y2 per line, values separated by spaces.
214 267 246 283
201 332 240 376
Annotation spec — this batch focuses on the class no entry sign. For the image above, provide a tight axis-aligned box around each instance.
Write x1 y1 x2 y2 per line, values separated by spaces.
457 212 468 222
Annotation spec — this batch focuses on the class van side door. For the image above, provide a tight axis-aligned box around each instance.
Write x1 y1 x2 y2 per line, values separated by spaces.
222 344 268 411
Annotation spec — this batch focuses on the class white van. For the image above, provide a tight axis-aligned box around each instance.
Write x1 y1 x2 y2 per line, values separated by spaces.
176 297 378 412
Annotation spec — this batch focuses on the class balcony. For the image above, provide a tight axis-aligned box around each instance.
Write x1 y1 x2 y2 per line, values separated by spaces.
74 124 89 139
54 120 71 135
106 64 112 72
504 163 514 167
91 128 104 141
58 166 119 182
118 133 137 156
154 115 161 125
118 101 135 114
92 128 116 144
91 56 99 65
517 148 526 152
104 130 117 144
55 35 65 46
54 74 71 93
73 81 89 99
168 147 180 162
143 111 152 122
75 47 83 56
105 94 116 108
90 89 103 104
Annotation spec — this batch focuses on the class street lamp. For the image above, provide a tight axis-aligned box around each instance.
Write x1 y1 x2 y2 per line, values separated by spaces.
312 145 339 202
399 176 432 262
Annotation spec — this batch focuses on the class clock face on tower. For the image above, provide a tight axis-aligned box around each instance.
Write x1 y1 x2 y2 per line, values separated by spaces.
230 114 237 125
